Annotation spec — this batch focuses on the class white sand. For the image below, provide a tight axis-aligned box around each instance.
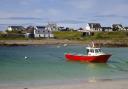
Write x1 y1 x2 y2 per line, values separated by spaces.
0 79 128 89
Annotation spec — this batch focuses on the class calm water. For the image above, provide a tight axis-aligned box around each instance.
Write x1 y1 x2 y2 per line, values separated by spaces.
0 45 128 85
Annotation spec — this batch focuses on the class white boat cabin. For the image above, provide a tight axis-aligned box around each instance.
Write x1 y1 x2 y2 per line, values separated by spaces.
86 47 105 56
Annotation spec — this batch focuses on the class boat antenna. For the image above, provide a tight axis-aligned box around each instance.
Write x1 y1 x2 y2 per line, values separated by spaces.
92 41 95 47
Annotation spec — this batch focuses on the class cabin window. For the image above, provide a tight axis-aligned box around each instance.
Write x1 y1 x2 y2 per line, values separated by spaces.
99 49 101 52
95 49 99 53
90 49 94 53
98 49 101 52
95 49 101 53
87 49 89 54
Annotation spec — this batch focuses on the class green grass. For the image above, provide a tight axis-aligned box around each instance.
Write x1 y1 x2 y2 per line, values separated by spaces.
0 31 128 42
91 32 128 41
53 31 128 42
0 36 29 40
53 31 82 40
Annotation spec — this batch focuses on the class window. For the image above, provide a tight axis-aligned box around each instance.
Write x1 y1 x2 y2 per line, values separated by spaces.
87 49 89 54
95 49 101 53
90 49 94 53
98 49 101 52
95 49 99 53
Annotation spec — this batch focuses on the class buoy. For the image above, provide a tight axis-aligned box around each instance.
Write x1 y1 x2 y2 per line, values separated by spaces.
24 56 28 59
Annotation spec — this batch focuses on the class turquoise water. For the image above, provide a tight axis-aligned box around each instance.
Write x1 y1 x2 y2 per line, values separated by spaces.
0 45 128 84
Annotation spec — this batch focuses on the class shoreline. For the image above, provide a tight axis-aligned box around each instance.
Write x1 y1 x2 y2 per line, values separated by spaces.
0 39 128 47
0 39 84 45
0 79 128 89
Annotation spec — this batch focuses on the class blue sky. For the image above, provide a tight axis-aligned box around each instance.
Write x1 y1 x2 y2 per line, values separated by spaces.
0 0 128 28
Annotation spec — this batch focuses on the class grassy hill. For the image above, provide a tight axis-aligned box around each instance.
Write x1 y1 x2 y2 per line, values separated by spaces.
0 31 128 47
53 31 128 47
54 31 128 40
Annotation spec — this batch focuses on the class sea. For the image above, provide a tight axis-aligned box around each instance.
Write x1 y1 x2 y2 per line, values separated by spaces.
0 45 128 85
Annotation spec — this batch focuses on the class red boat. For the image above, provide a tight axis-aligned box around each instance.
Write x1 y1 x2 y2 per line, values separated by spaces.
65 43 111 63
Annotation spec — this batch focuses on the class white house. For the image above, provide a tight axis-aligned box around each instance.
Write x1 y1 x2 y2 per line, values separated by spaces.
34 26 45 38
34 26 54 38
124 27 128 31
85 23 102 32
112 24 125 31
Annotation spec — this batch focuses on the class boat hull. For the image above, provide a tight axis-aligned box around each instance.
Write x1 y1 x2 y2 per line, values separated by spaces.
65 53 111 63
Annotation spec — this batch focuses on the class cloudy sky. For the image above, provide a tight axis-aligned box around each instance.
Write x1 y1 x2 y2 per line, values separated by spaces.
0 0 128 28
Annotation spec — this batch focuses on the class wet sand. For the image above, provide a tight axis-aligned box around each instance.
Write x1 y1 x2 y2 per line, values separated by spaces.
0 79 128 89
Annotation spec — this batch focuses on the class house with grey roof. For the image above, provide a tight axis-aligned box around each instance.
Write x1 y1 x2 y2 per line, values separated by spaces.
34 26 54 38
34 26 45 38
5 26 25 37
7 26 25 32
85 23 102 32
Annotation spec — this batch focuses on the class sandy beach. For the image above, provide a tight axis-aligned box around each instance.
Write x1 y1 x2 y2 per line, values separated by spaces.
0 39 128 47
0 79 128 89
0 39 86 45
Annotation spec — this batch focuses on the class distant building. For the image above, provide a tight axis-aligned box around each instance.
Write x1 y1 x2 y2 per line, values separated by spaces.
34 26 54 38
58 27 72 31
34 26 45 38
5 26 25 37
47 23 58 31
85 23 102 32
102 27 112 32
25 25 54 38
7 26 25 32
58 27 65 31
78 28 84 32
124 27 128 31
112 24 124 31
25 26 35 38
77 28 94 36
82 31 94 37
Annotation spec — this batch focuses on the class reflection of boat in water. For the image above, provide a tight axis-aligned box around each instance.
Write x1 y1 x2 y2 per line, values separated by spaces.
65 42 111 63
